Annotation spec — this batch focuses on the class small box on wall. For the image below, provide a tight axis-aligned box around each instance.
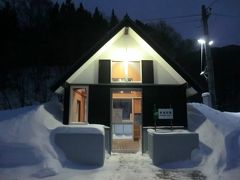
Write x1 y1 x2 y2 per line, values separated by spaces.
158 108 173 120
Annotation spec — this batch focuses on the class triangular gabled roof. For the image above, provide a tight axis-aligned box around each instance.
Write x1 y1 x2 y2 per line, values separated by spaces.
52 15 202 95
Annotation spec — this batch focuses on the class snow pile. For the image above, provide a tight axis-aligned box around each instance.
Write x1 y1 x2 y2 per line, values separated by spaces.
53 124 105 135
187 103 240 180
0 98 108 179
0 99 63 178
0 100 240 180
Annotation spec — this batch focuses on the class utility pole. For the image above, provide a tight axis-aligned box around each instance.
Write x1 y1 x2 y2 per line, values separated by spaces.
201 5 217 109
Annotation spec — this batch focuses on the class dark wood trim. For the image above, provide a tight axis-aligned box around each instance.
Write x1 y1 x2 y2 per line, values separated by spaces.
69 83 186 88
66 83 188 127
99 59 111 83
88 86 111 126
142 60 154 83
63 83 70 125
142 84 187 127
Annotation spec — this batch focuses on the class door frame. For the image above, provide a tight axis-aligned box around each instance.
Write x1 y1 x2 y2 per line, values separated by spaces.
110 88 142 153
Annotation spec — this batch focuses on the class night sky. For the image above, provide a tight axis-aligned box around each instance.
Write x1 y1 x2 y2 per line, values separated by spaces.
62 0 240 47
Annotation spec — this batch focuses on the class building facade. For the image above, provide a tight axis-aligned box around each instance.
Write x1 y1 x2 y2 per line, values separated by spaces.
53 16 200 153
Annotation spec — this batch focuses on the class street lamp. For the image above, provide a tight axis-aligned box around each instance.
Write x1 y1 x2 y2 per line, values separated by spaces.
200 5 217 109
198 38 206 45
198 38 214 45
208 40 213 46
198 38 214 78
197 38 217 108
198 38 207 78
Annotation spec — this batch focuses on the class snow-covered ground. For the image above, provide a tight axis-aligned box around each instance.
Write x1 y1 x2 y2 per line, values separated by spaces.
0 100 240 180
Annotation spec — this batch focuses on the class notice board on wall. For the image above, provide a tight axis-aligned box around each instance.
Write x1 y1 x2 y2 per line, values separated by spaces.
158 108 173 120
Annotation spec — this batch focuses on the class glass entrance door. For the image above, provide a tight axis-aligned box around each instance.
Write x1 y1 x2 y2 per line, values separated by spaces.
111 89 142 153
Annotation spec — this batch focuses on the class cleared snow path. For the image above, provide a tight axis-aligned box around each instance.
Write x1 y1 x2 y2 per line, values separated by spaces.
44 153 206 180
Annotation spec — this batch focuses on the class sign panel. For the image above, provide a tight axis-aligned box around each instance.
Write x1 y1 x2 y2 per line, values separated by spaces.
158 108 173 119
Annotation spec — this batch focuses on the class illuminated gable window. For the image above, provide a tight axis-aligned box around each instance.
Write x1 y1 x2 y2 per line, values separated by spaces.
111 61 141 82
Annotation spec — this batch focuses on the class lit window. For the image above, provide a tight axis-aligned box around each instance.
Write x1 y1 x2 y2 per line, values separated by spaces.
70 87 88 123
111 61 141 82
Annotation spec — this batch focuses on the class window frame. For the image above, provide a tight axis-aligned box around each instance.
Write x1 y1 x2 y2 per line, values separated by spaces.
111 60 142 83
69 86 89 124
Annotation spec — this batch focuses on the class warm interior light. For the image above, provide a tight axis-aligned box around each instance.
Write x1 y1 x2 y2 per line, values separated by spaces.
124 48 129 80
124 59 128 79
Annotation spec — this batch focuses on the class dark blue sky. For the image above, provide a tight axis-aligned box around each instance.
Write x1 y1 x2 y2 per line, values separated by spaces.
62 0 240 47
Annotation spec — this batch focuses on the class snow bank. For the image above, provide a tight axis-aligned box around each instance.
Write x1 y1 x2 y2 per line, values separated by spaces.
53 124 105 135
0 98 109 178
1 99 240 180
187 103 240 180
0 99 63 177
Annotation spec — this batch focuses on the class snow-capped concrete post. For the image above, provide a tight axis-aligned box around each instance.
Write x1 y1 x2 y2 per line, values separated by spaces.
202 92 212 107
147 129 199 165
52 125 105 166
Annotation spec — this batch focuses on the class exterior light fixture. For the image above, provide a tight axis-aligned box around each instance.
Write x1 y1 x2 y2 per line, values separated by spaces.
198 38 206 78
197 37 213 79
208 40 213 46
200 71 205 76
198 38 213 46
200 67 208 79
198 39 206 45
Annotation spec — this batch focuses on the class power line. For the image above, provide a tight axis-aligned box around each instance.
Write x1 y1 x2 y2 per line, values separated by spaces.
141 14 201 22
140 15 202 27
212 13 240 18
166 19 201 25
208 0 220 8
143 18 201 24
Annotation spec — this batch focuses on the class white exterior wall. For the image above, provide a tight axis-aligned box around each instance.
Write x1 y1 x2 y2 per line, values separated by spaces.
67 27 186 85
153 61 178 84
72 60 99 84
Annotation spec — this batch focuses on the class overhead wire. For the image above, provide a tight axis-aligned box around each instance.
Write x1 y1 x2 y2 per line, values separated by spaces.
141 14 201 22
207 0 240 18
208 0 220 8
141 14 202 27
141 1 239 23
166 19 201 25
212 13 240 18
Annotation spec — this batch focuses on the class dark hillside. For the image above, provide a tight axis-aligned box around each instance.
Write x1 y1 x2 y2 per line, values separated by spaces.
177 45 240 111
